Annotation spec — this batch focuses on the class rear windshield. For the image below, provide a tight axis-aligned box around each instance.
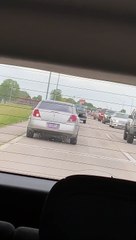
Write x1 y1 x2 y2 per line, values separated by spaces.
76 105 86 112
39 101 73 113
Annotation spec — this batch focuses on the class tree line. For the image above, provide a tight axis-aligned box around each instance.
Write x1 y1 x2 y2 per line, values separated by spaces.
0 79 127 112
0 79 95 110
50 89 95 110
0 79 42 104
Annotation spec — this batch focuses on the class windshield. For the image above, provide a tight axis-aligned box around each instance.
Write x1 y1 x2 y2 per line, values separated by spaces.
113 113 129 119
105 110 115 115
1 64 136 182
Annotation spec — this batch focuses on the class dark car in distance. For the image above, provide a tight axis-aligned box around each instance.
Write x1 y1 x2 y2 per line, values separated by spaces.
102 110 116 124
76 105 87 124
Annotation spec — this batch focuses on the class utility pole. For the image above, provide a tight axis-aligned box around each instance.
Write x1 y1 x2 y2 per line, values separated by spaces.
46 72 51 100
54 73 60 100
56 73 60 90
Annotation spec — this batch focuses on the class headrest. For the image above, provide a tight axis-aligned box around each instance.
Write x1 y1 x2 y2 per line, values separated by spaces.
40 175 136 240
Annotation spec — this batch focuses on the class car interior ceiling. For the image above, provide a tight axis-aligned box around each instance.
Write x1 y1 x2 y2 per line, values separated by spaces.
1 0 136 239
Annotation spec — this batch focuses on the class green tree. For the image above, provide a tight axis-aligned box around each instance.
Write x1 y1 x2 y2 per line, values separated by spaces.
50 89 62 101
62 98 76 104
32 95 42 101
0 79 20 103
19 91 31 99
84 102 94 110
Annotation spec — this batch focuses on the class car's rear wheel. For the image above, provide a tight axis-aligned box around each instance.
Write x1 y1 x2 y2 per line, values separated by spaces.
70 136 77 145
127 133 134 144
26 129 34 138
83 120 86 124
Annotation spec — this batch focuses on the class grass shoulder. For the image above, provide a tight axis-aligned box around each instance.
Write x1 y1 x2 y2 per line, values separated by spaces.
0 103 32 127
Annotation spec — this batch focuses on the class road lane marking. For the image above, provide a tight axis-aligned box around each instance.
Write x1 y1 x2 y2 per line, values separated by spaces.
106 133 112 140
0 134 25 150
122 152 136 164
105 131 136 165
5 140 129 163
0 131 129 164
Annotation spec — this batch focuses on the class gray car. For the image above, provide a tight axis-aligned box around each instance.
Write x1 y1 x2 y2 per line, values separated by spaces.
26 100 79 144
110 112 129 128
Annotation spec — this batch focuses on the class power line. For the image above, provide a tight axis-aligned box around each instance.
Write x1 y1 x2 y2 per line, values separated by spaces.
58 93 136 108
0 74 48 84
0 73 136 99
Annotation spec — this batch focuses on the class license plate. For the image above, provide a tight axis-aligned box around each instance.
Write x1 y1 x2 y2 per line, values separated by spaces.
47 123 59 129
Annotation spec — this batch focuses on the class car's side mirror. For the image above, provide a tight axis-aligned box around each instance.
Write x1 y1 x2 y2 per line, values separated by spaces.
129 115 133 119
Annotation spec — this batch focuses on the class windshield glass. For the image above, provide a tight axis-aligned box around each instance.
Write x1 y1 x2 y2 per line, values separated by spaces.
105 110 115 115
113 113 129 119
1 64 136 182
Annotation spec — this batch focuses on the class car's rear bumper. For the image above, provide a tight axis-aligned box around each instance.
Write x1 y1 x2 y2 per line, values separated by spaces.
111 122 125 128
79 117 87 121
27 118 79 137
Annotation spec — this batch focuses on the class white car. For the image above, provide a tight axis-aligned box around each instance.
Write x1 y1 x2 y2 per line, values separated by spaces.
27 100 79 144
110 112 129 128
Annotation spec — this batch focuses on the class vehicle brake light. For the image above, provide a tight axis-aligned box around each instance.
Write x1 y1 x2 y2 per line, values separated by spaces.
33 109 41 117
68 115 77 122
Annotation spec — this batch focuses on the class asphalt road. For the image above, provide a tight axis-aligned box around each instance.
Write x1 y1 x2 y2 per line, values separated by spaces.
1 119 136 181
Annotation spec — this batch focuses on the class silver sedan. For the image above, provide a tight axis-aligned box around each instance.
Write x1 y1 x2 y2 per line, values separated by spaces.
26 100 79 144
110 112 129 129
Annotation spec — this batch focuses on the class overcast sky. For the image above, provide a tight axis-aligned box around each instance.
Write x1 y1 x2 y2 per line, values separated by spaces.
0 64 136 114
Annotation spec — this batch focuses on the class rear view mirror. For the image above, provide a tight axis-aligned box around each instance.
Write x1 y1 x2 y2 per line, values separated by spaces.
129 115 133 119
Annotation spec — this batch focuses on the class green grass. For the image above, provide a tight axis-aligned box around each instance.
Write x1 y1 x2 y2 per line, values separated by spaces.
0 103 32 127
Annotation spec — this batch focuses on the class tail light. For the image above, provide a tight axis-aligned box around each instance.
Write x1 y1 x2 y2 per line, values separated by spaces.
68 115 77 122
33 109 41 117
